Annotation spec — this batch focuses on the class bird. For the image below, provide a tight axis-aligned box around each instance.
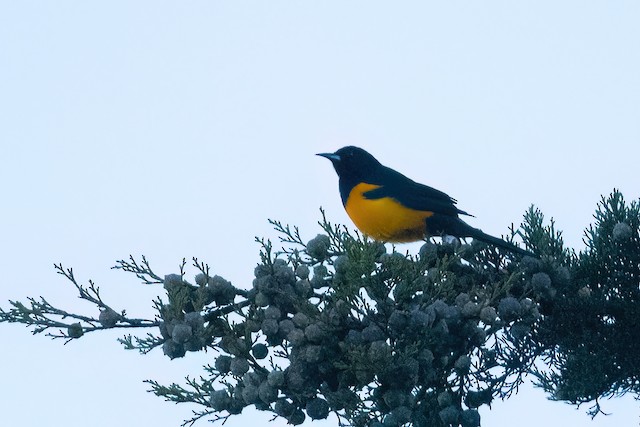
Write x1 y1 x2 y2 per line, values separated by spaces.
317 146 533 257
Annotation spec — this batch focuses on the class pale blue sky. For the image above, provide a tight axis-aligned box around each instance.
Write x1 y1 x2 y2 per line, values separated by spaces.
1 2 639 426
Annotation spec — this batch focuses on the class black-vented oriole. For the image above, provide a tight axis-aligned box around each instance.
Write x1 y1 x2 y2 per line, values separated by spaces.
318 146 532 257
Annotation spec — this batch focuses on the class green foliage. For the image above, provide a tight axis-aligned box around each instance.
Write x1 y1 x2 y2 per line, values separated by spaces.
0 262 158 342
2 192 639 426
533 189 640 416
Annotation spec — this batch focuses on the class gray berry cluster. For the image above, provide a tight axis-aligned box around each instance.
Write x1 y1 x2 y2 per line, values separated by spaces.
146 228 555 427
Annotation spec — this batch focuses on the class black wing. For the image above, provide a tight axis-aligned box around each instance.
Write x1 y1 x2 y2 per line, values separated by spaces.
364 166 472 217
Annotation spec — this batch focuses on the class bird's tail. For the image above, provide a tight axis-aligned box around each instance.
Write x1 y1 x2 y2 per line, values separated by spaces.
467 227 535 257
427 215 536 257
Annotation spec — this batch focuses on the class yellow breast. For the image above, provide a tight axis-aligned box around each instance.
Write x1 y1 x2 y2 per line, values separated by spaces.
344 183 434 243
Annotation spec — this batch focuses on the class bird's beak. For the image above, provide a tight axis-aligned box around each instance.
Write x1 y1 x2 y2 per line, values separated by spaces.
316 152 341 162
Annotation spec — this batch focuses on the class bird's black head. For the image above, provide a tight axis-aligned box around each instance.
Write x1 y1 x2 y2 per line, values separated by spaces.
316 146 382 181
